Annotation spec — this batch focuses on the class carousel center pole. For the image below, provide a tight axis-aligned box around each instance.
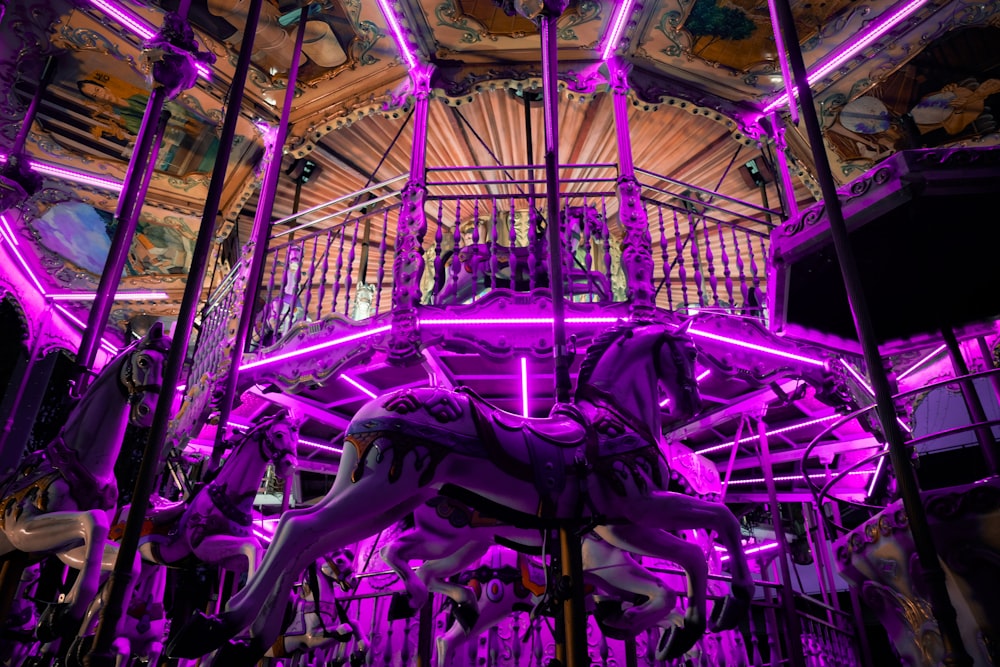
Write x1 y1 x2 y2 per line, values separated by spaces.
534 0 589 663
83 0 262 663
767 0 972 663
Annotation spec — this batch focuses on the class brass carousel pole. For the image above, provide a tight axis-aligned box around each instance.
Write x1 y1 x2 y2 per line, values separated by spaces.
83 1 261 663
767 0 973 664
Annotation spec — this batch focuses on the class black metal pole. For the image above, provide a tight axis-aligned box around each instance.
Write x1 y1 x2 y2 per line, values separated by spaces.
769 0 972 663
211 3 310 469
83 0 265 662
74 84 170 388
11 56 55 155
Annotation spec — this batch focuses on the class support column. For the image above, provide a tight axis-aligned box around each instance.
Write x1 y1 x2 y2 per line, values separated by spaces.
83 7 249 666
607 57 656 319
767 112 799 221
768 0 972 663
211 4 310 469
388 63 435 365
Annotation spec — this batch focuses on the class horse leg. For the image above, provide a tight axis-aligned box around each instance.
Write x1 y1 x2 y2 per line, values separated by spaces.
8 509 110 638
646 492 754 631
418 541 489 630
169 444 433 662
380 529 434 618
192 534 263 577
594 523 708 660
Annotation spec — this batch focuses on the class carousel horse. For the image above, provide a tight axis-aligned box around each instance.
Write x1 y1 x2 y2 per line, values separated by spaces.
380 494 702 655
0 560 43 665
66 410 299 664
0 322 170 641
434 541 686 667
168 319 755 664
265 549 369 665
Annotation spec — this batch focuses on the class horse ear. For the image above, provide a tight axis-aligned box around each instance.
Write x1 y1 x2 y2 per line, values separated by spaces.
675 318 694 336
148 321 164 338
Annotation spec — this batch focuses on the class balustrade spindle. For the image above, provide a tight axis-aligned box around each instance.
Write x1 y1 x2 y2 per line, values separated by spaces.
490 204 500 288
384 614 393 667
317 229 333 320
471 199 481 301
508 197 518 288
302 233 320 320
718 224 733 309
733 227 748 309
331 222 348 311
702 216 718 307
375 208 389 315
644 627 656 666
528 198 539 292
674 210 688 311
749 233 763 308
401 615 412 666
656 206 672 310
262 248 280 342
511 611 522 665
449 200 462 300
344 216 362 317
533 621 543 667
601 197 612 297
689 211 704 309
433 200 445 299
582 197 595 300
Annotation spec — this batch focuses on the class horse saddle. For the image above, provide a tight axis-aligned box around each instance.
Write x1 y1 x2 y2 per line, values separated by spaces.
489 405 588 447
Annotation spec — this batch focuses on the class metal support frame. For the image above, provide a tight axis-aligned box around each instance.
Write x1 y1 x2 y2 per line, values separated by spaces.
941 326 1000 475
84 1 265 662
768 0 972 662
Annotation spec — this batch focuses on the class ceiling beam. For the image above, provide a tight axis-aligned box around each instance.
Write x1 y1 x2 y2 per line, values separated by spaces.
664 379 799 441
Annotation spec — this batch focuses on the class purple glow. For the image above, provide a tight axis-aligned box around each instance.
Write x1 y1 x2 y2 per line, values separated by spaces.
719 540 780 562
88 0 211 80
422 317 620 326
687 328 827 367
763 0 927 113
49 291 170 301
52 304 120 355
867 445 888 497
342 374 377 399
660 368 710 406
725 469 877 485
374 0 418 70
896 344 946 381
520 357 529 417
1 214 48 295
696 414 842 454
600 0 636 60
299 437 342 454
765 0 797 124
29 160 124 192
239 325 392 371
839 359 913 433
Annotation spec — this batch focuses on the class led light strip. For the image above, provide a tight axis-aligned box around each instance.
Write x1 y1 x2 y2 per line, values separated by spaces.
521 357 530 417
374 0 418 70
660 368 711 407
600 0 637 60
696 413 840 454
763 0 928 113
720 541 780 561
48 291 169 301
725 468 877 485
686 328 827 367
341 374 377 399
89 0 211 79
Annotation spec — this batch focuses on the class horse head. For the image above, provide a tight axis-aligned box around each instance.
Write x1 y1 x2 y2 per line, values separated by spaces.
654 321 702 419
254 409 299 477
320 547 358 593
119 321 171 427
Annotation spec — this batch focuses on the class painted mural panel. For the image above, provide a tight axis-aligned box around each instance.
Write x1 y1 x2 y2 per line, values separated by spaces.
821 25 1000 178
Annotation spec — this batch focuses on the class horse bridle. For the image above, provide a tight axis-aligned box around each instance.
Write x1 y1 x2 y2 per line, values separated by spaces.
119 347 163 402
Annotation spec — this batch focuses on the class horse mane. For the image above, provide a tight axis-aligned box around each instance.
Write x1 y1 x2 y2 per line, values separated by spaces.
574 320 651 396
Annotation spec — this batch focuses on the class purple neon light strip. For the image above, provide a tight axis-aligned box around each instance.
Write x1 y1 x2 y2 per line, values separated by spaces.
839 359 912 433
600 0 636 60
696 414 840 454
239 325 392 371
521 357 529 417
867 447 888 497
765 0 797 124
53 304 120 355
29 160 125 192
342 374 377 399
374 0 418 70
48 291 170 301
422 317 620 326
661 368 711 406
2 214 49 296
725 468 877 486
895 344 946 382
719 540 780 561
686 328 827 367
89 0 211 79
763 0 927 113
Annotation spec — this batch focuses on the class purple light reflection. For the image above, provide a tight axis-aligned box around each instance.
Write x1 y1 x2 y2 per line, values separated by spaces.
725 469 877 485
686 328 827 367
374 0 418 70
763 0 927 113
342 374 377 399
239 325 392 372
600 0 636 60
696 413 841 454
520 357 529 417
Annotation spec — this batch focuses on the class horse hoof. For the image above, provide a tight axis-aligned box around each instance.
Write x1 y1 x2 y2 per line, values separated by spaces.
165 610 238 658
209 637 268 667
708 590 752 632
656 618 705 660
387 592 418 621
452 601 480 632
36 603 78 644
593 600 631 640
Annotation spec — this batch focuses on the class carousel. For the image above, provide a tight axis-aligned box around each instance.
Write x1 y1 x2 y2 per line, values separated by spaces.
0 0 999 665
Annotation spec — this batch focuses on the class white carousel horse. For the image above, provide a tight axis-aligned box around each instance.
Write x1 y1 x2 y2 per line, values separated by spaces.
380 437 746 656
265 549 369 665
0 322 170 641
433 541 686 667
66 410 299 665
0 559 43 665
168 320 755 664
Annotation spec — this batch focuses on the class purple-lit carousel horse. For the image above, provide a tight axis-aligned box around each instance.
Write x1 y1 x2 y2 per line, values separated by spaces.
265 549 369 665
433 540 686 666
0 322 170 642
66 410 299 665
169 320 755 663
